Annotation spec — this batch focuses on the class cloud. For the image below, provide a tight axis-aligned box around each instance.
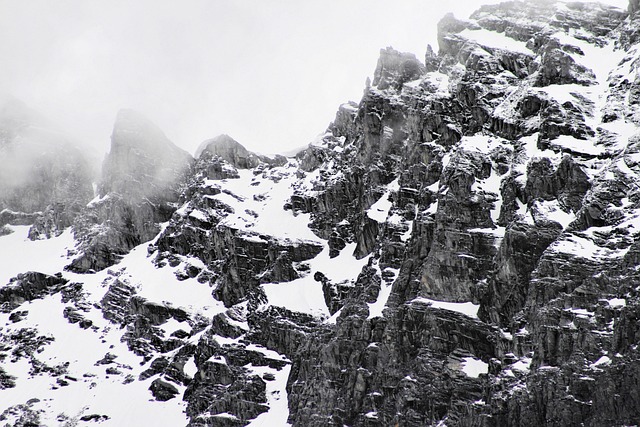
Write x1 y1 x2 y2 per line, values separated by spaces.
0 0 628 157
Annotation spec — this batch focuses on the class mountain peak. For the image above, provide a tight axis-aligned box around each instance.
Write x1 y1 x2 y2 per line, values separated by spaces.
111 109 176 151
195 133 242 156
100 109 192 198
371 47 425 90
195 134 261 169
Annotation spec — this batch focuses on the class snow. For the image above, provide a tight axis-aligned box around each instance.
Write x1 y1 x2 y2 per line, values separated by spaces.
0 290 189 427
566 307 595 320
261 278 328 317
485 170 503 223
324 308 342 325
404 72 451 98
0 225 75 287
427 181 440 192
208 355 228 364
589 355 612 368
511 357 532 373
246 343 290 363
113 238 224 316
183 357 198 378
532 199 575 229
160 318 192 337
189 209 209 222
0 223 225 425
367 181 396 223
551 234 629 260
541 32 628 160
459 134 503 155
309 131 333 148
410 297 479 319
86 193 110 208
550 135 600 156
605 298 626 307
468 227 506 238
441 153 452 170
459 28 534 55
460 357 488 378
552 30 625 86
367 268 397 319
262 243 369 318
245 365 292 427
211 168 322 242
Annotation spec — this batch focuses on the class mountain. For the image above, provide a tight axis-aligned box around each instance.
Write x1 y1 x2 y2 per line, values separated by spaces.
2 1 640 426
0 96 94 239
67 109 193 273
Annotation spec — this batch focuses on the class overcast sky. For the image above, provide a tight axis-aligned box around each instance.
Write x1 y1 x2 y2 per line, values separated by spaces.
0 0 629 156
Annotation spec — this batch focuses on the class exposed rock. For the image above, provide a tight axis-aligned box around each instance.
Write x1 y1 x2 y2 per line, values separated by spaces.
372 47 425 90
69 110 193 272
0 367 16 389
0 272 68 311
149 377 180 401
196 134 261 169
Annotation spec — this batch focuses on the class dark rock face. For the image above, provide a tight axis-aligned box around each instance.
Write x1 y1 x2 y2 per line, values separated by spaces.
196 134 261 170
150 378 180 401
153 147 323 308
372 47 425 90
196 134 287 171
0 272 68 311
69 110 193 272
534 40 596 87
0 97 94 237
280 2 640 427
99 109 193 200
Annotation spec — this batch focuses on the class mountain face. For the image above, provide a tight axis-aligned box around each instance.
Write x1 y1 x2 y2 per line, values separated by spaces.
0 97 94 240
68 109 193 273
3 1 640 426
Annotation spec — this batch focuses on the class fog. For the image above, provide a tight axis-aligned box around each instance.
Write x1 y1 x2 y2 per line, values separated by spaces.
0 0 628 157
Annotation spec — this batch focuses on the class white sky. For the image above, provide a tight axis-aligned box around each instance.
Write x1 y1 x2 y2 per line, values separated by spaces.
0 0 628 156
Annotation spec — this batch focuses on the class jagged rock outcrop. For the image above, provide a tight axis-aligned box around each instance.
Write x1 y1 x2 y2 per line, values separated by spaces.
282 1 640 426
0 272 68 312
68 110 193 272
154 141 323 307
372 47 425 91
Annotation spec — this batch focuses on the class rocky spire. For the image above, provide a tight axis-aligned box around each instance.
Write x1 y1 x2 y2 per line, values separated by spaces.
99 109 193 200
371 47 425 90
68 110 193 273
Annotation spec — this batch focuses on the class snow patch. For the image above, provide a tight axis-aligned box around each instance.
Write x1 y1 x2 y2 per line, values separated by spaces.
410 297 479 319
459 28 534 55
460 357 488 378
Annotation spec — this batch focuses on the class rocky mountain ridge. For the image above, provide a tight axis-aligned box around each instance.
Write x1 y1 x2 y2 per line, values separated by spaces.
2 0 640 426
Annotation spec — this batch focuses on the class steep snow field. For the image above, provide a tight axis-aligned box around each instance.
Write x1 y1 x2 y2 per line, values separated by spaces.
0 227 193 425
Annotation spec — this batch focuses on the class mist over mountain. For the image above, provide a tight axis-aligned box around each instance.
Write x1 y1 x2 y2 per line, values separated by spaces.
3 1 640 426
